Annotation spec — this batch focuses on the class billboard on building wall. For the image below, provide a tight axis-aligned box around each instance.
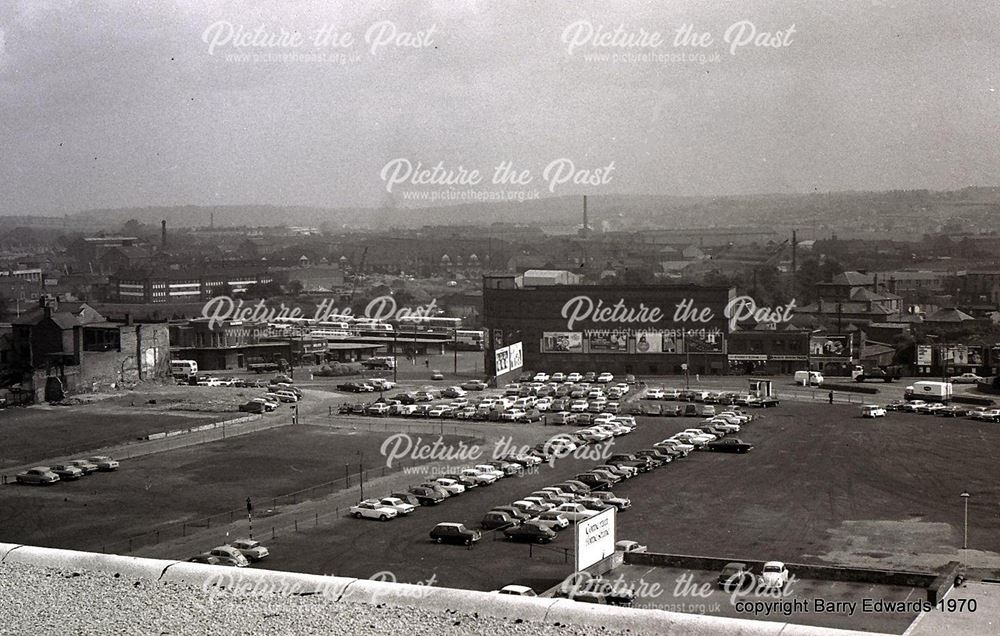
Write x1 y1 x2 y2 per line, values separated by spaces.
588 332 629 353
541 332 583 353
685 329 725 353
508 342 523 371
494 342 524 375
916 345 934 366
662 331 684 353
810 335 851 358
634 331 663 354
967 346 984 366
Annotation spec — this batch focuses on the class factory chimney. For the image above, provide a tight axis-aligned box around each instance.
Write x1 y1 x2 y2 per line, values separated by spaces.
161 220 167 249
791 230 797 274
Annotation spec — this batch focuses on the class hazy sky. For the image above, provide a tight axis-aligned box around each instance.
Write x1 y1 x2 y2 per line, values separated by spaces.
1 0 997 216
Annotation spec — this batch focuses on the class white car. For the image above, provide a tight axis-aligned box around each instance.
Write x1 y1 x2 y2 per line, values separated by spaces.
428 405 452 418
550 373 567 383
521 496 557 511
87 455 120 471
597 372 614 383
570 400 590 412
683 428 717 442
434 478 466 495
706 418 741 433
350 501 399 521
273 390 298 403
369 378 396 390
662 388 680 400
533 372 551 382
507 453 542 467
378 497 416 515
534 398 553 411
656 439 694 454
761 561 789 589
614 383 630 394
496 585 538 596
502 409 527 421
553 503 599 521
460 468 498 486
475 464 506 480
645 388 665 399
367 403 391 416
861 405 887 418
228 538 270 561
566 373 583 383
900 400 926 413
950 373 983 384
532 512 571 530
673 431 713 447
973 408 1000 421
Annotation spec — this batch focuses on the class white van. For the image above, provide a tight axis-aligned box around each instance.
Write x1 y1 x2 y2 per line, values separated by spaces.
794 371 824 386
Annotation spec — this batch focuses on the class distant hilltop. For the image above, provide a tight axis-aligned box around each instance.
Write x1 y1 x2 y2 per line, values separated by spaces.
3 187 1000 236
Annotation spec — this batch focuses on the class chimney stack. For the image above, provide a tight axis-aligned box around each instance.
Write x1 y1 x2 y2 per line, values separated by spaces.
161 219 167 248
791 230 797 273
583 195 588 230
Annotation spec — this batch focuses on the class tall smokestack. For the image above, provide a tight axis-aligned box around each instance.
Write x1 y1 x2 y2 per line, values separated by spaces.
791 230 797 274
161 220 167 248
583 195 588 230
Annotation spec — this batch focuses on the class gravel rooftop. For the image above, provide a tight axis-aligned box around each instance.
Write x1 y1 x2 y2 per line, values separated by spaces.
0 561 633 636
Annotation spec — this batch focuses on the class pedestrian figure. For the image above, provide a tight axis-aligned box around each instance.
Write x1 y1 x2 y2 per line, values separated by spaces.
828 390 834 404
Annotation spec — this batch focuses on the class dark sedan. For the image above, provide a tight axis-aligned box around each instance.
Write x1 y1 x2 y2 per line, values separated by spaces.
504 521 557 544
706 438 754 453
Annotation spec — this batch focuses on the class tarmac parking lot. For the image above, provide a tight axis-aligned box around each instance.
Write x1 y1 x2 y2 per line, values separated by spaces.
4 376 1000 631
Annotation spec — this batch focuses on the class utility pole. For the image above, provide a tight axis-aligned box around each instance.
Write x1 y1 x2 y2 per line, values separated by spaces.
453 328 458 374
960 491 970 549
246 497 254 540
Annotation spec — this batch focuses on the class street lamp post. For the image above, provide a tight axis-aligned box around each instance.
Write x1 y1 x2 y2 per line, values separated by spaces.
960 491 970 549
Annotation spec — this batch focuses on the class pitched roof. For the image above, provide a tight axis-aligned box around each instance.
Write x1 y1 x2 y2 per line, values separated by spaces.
828 271 874 286
12 302 107 328
924 307 976 323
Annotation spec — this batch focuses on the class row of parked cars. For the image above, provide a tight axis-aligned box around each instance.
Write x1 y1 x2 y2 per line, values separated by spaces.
15 456 119 485
882 400 1000 419
238 378 304 413
644 387 779 408
188 539 270 567
335 378 397 393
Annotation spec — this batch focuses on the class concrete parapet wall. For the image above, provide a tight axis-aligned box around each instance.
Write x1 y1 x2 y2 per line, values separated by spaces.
0 543 889 636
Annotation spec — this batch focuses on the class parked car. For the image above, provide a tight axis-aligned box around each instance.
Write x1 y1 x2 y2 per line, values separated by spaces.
597 372 614 383
434 478 466 495
861 405 887 418
496 585 537 596
718 562 754 591
461 380 488 391
389 492 422 507
407 486 445 506
15 466 60 485
187 554 222 565
86 456 120 471
378 497 416 515
350 500 399 521
207 545 250 567
553 503 599 521
431 370 444 380
68 459 99 475
533 511 571 530
481 511 520 530
504 521 557 543
900 400 926 413
950 372 983 384
706 438 754 453
761 561 790 589
228 538 269 561
430 522 481 545
937 405 969 418
49 464 84 481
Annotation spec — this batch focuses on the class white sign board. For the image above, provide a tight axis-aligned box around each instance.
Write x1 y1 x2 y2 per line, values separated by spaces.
508 341 523 372
575 507 616 571
494 342 523 376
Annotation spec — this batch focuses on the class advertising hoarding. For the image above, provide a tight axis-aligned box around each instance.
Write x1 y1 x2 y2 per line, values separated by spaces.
685 329 725 353
634 331 663 354
916 345 934 366
495 342 524 375
575 507 616 571
541 332 583 353
508 341 523 371
810 335 851 358
588 332 629 353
